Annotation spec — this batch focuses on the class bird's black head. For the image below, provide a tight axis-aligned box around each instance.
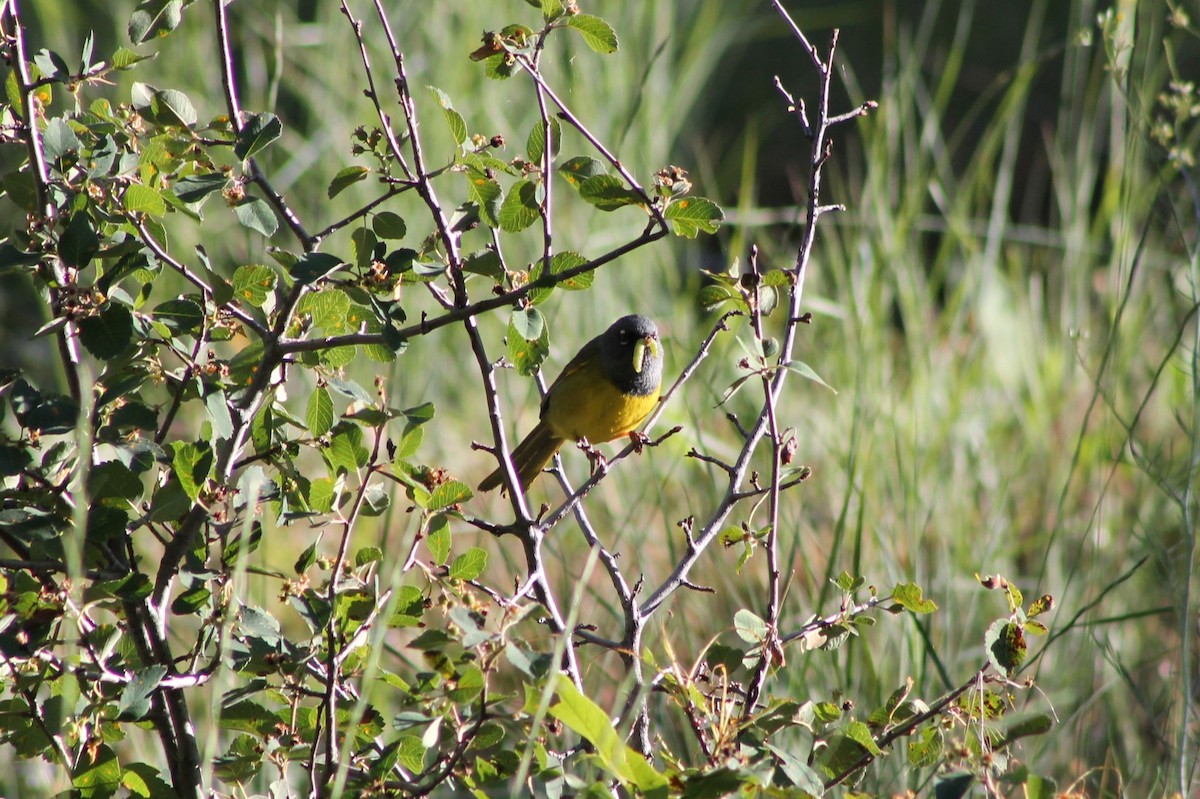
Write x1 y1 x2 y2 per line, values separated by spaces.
600 314 662 396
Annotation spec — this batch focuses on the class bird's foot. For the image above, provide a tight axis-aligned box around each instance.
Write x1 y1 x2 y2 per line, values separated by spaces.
577 437 608 475
628 430 651 453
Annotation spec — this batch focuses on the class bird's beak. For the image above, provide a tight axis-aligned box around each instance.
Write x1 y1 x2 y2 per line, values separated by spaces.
632 334 658 374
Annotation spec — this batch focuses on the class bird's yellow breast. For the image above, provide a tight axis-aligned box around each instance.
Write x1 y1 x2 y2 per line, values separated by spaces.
543 363 660 443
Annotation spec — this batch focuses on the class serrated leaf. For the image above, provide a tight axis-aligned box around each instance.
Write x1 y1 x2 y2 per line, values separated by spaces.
428 86 467 146
122 183 167 216
985 619 1026 677
464 167 502 227
578 174 641 211
697 283 740 312
60 211 100 269
908 726 944 768
129 0 184 44
427 514 451 565
498 179 541 232
527 250 592 305
112 47 151 70
557 155 608 188
891 582 937 614
328 165 369 199
73 743 122 795
234 112 282 160
232 264 277 308
174 173 227 204
43 117 81 163
372 211 406 239
306 387 334 437
79 302 134 359
664 196 723 238
429 480 471 511
448 547 487 581
151 88 197 127
171 440 213 503
507 308 549 376
527 116 561 163
355 546 383 568
843 720 883 756
566 14 619 54
234 197 278 237
290 252 343 284
733 608 768 644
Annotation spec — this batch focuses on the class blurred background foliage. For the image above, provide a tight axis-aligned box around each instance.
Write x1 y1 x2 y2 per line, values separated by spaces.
3 0 1197 795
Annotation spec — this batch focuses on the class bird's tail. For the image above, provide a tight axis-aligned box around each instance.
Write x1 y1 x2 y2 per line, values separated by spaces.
478 420 563 492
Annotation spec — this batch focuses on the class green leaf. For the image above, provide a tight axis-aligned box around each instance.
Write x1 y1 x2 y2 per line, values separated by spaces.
999 711 1053 744
43 117 81 163
121 763 174 799
578 174 641 210
129 0 184 44
351 227 377 269
449 547 487 581
527 251 592 305
429 86 467 146
112 47 152 70
427 514 451 565
843 720 882 756
498 179 541 232
3 169 40 213
733 608 768 644
462 249 503 279
117 665 168 721
395 735 426 773
372 211 407 239
1027 594 1053 618
60 211 101 269
985 619 1027 677
697 283 740 312
328 165 369 199
934 772 975 799
551 680 667 794
151 88 197 127
306 386 334 437
1023 773 1058 799
232 264 277 308
664 196 723 238
527 116 561 163
566 14 619 54
78 302 134 359
507 308 550 376
325 422 368 474
73 743 122 797
783 360 836 393
171 585 210 616
429 480 472 511
295 543 318 575
170 440 213 502
465 166 502 227
234 112 282 160
174 173 228 204
557 155 608 188
891 582 937 614
234 197 278 237
151 297 203 335
908 725 944 767
290 252 344 284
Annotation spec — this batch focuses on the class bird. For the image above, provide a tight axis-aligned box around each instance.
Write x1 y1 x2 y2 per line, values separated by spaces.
478 314 663 493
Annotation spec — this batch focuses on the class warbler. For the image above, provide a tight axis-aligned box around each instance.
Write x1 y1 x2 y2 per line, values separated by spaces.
479 314 663 492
